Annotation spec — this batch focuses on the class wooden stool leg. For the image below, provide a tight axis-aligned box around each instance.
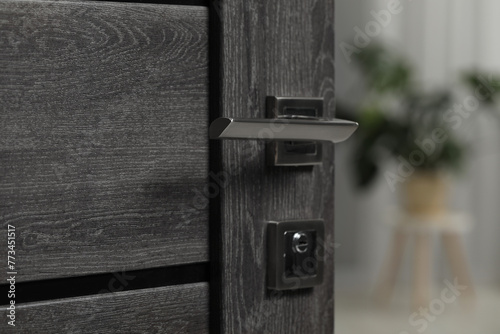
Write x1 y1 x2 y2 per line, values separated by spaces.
441 232 475 299
374 229 408 305
412 232 432 310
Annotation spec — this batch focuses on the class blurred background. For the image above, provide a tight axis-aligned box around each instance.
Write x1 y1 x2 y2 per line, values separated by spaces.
334 0 500 333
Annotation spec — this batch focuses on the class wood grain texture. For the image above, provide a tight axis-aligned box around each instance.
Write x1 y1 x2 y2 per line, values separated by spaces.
0 1 209 281
1 282 209 333
214 0 336 333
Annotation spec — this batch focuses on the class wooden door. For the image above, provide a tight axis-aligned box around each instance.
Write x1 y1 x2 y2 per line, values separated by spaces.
0 1 210 332
1 0 336 332
210 0 336 333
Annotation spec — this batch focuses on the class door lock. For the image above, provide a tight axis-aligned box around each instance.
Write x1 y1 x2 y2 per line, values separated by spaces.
292 232 309 253
267 220 325 290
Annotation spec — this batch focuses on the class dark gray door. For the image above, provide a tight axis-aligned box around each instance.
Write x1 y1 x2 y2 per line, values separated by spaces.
0 1 210 332
211 0 336 333
1 0 336 332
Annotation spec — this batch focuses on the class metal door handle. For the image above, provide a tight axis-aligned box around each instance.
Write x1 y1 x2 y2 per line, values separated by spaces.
209 96 358 166
209 117 358 143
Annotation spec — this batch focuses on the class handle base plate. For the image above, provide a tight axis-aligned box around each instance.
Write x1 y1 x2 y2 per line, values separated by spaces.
266 97 324 166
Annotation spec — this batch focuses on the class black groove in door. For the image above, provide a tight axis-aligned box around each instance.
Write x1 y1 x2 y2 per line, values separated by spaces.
0 262 209 305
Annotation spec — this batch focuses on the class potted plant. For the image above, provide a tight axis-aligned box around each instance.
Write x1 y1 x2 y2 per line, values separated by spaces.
338 44 464 217
462 70 500 117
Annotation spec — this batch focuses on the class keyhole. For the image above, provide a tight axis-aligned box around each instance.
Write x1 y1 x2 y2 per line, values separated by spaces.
292 232 309 253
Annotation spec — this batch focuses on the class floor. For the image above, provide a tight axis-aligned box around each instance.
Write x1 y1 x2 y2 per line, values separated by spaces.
335 286 500 334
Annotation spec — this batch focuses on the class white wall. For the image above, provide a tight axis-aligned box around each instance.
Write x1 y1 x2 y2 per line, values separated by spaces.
335 0 500 289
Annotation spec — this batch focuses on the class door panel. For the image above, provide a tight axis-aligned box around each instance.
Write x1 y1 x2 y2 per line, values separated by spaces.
0 0 337 331
0 1 209 282
1 283 209 333
212 0 335 333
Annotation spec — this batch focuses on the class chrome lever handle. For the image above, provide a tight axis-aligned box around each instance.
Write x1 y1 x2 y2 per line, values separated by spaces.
209 96 358 166
209 117 358 143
